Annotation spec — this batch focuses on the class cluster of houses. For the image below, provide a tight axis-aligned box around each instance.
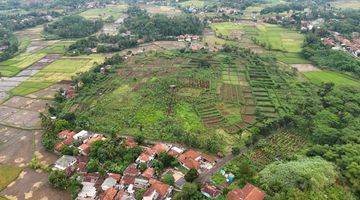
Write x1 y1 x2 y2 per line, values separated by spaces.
322 32 360 57
176 34 200 42
52 129 265 199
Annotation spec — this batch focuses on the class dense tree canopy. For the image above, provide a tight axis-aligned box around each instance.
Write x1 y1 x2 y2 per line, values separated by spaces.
0 28 19 62
44 15 103 38
302 34 360 77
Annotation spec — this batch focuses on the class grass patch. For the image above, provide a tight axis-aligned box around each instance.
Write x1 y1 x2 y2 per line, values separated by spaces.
179 0 206 8
271 52 310 64
175 103 205 133
79 4 128 19
303 70 360 87
0 165 22 191
211 172 227 185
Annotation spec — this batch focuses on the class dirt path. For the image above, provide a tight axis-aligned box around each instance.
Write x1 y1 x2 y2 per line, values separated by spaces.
195 147 248 183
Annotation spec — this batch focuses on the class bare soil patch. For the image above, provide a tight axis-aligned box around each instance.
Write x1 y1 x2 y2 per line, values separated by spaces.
0 168 71 200
291 64 319 72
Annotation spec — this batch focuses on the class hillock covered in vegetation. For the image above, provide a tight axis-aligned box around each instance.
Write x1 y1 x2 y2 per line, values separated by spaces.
44 15 103 39
0 28 19 62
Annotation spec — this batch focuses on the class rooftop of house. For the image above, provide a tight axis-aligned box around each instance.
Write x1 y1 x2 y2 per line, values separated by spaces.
142 168 155 180
54 155 77 169
123 164 140 176
58 130 76 139
124 137 137 148
201 183 221 198
101 187 117 200
227 183 266 200
144 180 170 199
151 143 170 154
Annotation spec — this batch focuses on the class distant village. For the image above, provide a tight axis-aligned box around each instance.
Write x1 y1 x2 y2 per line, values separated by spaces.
53 130 266 200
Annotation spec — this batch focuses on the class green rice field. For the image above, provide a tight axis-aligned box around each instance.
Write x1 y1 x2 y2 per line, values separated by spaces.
303 71 360 87
79 4 128 19
0 52 46 76
10 54 105 96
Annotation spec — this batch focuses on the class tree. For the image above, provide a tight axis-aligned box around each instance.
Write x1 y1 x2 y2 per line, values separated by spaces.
162 174 175 186
173 183 204 200
185 168 199 182
237 160 255 186
158 152 175 168
49 170 69 190
258 157 337 196
87 159 100 173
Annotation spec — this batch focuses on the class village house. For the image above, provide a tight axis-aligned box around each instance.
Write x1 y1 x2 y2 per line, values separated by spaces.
167 146 184 157
124 137 138 148
55 130 76 152
101 176 118 191
177 149 216 172
227 183 266 200
164 169 185 189
143 180 173 200
77 173 102 200
176 34 200 42
54 155 77 171
120 164 140 189
79 134 106 156
134 176 150 189
73 130 92 141
201 183 222 198
142 168 155 180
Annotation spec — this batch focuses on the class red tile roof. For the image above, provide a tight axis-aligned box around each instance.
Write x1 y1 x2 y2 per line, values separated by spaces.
227 183 265 200
178 149 202 169
79 143 90 155
58 130 76 139
87 134 104 145
77 161 87 173
63 137 74 145
101 187 117 200
55 142 64 152
124 138 137 148
121 175 135 185
182 149 201 160
123 164 139 176
108 173 121 182
142 168 155 180
144 181 170 199
151 143 169 154
138 152 151 162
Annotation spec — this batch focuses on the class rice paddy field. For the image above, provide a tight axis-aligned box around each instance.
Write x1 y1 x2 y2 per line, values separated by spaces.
79 4 128 19
179 0 206 8
0 53 46 77
330 0 360 9
303 71 360 87
10 54 105 96
210 22 307 64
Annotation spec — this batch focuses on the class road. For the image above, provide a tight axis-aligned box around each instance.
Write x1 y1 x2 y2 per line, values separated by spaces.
195 146 249 183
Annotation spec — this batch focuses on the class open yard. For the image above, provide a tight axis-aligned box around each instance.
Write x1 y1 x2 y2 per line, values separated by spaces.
303 70 360 87
10 54 105 96
0 165 22 191
79 4 128 19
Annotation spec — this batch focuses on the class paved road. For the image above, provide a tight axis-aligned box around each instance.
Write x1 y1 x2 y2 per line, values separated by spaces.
195 147 249 183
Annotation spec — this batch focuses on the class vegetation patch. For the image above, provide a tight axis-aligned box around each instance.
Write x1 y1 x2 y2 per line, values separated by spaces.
0 165 22 191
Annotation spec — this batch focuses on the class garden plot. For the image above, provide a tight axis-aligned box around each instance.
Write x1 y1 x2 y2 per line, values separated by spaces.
291 64 319 72
26 83 70 99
